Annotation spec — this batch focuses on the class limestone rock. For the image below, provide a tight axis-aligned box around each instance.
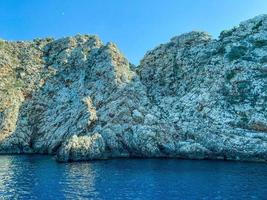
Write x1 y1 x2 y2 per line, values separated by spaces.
139 14 267 162
0 15 267 162
57 133 106 162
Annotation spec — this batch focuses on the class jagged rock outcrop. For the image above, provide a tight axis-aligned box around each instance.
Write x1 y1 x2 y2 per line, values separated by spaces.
0 15 267 162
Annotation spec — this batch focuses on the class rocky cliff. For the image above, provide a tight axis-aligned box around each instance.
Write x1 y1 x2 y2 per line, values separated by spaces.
1 15 267 162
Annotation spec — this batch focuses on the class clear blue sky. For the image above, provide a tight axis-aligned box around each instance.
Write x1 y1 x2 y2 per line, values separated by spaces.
1 0 267 64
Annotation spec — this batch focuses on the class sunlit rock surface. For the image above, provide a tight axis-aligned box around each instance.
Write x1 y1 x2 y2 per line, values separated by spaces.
0 15 267 162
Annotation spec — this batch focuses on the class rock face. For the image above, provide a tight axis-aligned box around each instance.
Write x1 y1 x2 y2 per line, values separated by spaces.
1 15 267 162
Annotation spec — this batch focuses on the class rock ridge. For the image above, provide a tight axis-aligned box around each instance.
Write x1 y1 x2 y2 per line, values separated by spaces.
0 15 267 162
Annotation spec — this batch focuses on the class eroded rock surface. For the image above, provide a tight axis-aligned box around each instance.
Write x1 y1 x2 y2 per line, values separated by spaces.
0 15 267 162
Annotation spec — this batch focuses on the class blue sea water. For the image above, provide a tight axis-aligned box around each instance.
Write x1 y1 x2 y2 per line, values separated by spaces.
0 155 266 200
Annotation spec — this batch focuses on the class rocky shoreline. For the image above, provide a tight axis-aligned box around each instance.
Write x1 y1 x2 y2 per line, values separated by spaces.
0 15 267 162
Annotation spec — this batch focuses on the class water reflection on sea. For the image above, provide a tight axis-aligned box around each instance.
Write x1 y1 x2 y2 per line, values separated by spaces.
0 155 267 200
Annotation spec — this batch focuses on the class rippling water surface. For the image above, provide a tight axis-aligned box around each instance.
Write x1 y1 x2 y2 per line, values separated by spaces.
0 155 267 199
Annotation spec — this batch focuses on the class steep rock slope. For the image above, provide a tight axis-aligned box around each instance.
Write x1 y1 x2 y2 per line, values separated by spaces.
0 15 267 162
139 15 267 161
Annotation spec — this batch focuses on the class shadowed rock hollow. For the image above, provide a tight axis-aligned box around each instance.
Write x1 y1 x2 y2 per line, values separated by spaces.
0 15 267 162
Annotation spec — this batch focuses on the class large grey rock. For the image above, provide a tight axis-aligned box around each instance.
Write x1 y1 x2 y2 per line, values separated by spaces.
57 133 106 162
0 15 267 162
139 14 267 162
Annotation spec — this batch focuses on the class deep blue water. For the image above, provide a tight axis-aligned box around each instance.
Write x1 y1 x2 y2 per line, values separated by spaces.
0 156 267 200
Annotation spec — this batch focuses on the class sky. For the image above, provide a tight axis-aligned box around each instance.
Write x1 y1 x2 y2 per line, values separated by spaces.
1 0 267 64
